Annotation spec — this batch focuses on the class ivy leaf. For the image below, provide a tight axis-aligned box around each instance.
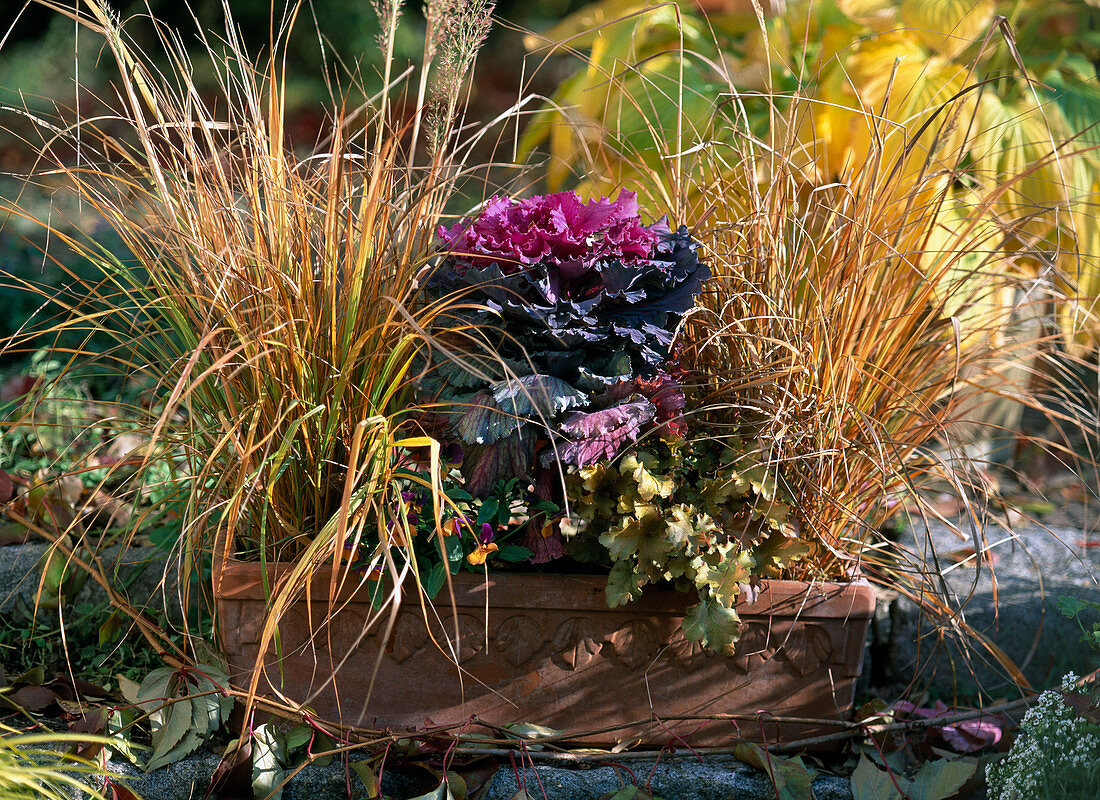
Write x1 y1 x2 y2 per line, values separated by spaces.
105 709 143 767
681 598 742 651
350 761 381 796
907 759 976 800
252 723 287 800
282 725 312 753
423 562 447 599
408 783 455 800
850 755 975 800
497 544 534 562
1057 596 1090 618
137 664 232 772
731 742 812 800
850 756 899 800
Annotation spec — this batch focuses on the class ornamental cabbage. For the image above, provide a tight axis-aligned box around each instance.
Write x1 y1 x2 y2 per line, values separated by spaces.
427 190 707 512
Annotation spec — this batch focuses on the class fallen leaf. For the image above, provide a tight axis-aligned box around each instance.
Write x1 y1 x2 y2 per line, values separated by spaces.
732 742 812 800
107 432 151 462
940 718 1003 753
68 676 111 700
68 707 109 735
942 547 997 567
350 761 380 796
9 684 60 711
57 474 83 506
598 788 664 800
1064 690 1100 724
14 667 45 685
0 470 14 504
68 708 109 759
116 674 142 705
57 699 89 715
83 490 136 530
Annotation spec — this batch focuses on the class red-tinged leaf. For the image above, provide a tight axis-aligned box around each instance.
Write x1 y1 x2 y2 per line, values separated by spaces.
1076 539 1100 548
209 739 253 798
0 374 37 403
9 684 60 711
941 717 1003 752
1063 691 1100 723
45 678 77 703
520 517 566 563
107 782 142 800
0 470 13 504
0 521 31 546
68 709 110 759
558 399 656 467
68 676 111 700
462 431 534 498
68 708 109 736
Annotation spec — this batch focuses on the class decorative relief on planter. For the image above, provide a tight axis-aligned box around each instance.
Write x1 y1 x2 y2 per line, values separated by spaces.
730 622 775 673
389 611 428 663
551 618 602 671
438 614 485 663
608 619 661 670
495 615 542 666
666 630 713 672
780 623 835 676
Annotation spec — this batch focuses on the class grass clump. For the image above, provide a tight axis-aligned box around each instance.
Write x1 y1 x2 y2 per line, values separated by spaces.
0 723 130 800
0 0 509 714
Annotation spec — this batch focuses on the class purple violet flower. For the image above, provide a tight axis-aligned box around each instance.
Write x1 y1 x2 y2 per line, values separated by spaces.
479 523 495 544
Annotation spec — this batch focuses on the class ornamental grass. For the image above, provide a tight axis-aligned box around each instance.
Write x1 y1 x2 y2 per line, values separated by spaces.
0 0 507 715
520 0 1100 685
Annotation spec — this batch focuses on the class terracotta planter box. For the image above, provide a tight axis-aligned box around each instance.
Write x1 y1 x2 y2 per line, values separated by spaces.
215 562 874 746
